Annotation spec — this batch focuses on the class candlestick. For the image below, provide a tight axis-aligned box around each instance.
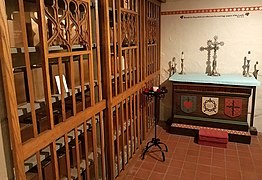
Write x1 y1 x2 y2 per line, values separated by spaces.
179 52 185 75
247 51 251 60
242 57 247 76
253 61 259 79
181 51 184 60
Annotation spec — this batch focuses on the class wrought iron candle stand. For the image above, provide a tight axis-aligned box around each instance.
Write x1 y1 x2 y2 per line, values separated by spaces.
141 87 168 161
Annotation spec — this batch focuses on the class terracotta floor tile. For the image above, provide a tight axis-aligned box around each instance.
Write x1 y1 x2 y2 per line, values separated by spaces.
238 151 252 159
134 160 143 168
196 164 211 173
226 169 242 179
211 166 226 177
188 143 201 151
140 161 156 171
123 129 262 180
236 143 250 152
242 171 257 180
153 163 168 174
226 156 239 163
250 147 262 154
200 146 213 153
148 172 165 180
166 166 182 176
174 148 188 155
240 162 256 173
185 155 198 163
195 171 211 180
127 167 139 176
254 165 262 172
252 152 262 160
187 149 199 156
225 149 238 157
172 153 186 161
226 161 241 171
212 153 225 162
211 159 226 168
180 169 196 180
166 144 176 153
213 147 225 154
198 157 212 166
164 174 180 180
176 142 189 149
169 159 184 169
183 161 197 171
227 142 237 150
132 177 144 180
199 151 212 158
179 136 191 143
123 175 134 180
156 157 171 166
210 175 226 180
143 151 164 162
255 172 262 180
135 169 151 179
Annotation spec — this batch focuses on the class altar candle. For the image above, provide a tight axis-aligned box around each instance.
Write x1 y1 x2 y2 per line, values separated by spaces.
247 51 251 61
181 52 184 60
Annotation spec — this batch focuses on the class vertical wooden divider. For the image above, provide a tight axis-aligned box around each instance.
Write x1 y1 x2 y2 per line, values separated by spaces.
85 120 91 180
17 0 44 179
115 105 120 174
124 50 128 90
120 102 125 170
133 93 137 150
80 55 86 110
94 0 106 172
0 0 25 178
129 95 134 156
37 0 60 178
99 0 115 178
58 57 66 120
125 97 129 162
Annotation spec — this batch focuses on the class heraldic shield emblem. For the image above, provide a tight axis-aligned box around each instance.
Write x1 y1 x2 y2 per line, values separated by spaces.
181 95 196 113
202 97 219 116
225 98 242 118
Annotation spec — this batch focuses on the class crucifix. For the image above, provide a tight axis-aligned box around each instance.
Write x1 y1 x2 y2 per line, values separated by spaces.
200 36 224 76
200 40 213 76
210 36 224 76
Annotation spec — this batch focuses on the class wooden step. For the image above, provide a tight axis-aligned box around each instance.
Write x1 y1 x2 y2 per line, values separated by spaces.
168 123 251 144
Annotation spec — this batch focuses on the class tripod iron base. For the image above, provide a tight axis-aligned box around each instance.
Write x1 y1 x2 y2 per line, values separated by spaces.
141 137 168 161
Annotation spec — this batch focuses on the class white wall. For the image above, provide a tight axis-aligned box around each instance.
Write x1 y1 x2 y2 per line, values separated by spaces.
160 0 262 132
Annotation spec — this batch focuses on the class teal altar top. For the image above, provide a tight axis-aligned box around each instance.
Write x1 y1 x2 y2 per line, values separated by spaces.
169 73 260 87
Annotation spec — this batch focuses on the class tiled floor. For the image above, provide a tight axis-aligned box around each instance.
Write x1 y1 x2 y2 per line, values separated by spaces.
124 125 262 180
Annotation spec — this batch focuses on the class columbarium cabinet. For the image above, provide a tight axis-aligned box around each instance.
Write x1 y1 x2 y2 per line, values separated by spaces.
0 0 163 179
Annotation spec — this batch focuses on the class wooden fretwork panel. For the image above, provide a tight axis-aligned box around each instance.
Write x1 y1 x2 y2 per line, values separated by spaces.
146 0 160 76
2 0 162 179
3 0 106 179
109 0 141 98
112 91 142 177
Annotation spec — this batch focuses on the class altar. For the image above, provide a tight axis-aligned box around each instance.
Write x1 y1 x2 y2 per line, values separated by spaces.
168 73 260 144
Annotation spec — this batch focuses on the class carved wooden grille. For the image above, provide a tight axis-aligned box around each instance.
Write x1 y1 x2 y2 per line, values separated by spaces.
1 0 161 179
